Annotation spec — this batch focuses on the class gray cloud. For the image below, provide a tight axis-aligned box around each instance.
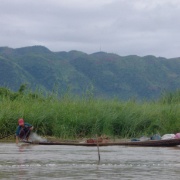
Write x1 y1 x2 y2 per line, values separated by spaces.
0 0 180 58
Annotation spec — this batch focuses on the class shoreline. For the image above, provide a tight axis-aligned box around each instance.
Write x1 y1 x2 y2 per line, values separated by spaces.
0 135 128 143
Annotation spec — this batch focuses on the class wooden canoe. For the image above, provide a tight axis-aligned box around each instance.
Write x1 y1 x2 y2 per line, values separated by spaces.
25 138 180 147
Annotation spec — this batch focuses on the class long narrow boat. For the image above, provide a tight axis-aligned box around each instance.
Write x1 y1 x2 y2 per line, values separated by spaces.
25 138 180 147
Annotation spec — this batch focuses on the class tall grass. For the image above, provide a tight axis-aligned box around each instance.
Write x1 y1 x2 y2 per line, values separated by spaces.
0 88 180 140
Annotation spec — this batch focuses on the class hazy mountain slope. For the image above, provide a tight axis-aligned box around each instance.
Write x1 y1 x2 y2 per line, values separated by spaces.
0 46 179 100
0 55 35 90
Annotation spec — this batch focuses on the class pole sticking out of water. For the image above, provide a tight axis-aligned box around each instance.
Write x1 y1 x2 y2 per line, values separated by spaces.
96 134 100 163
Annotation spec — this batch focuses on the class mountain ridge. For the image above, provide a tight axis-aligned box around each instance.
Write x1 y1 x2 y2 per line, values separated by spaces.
0 45 179 100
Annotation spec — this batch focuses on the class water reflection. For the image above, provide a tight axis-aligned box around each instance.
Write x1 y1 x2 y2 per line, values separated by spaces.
0 143 180 179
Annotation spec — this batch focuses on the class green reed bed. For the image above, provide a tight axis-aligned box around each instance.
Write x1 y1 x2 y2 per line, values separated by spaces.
0 91 180 140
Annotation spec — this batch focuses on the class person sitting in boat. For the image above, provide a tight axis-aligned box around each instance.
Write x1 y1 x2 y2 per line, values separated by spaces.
15 118 33 144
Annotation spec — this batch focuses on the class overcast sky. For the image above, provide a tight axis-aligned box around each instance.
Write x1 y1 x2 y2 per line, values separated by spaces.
1 0 180 58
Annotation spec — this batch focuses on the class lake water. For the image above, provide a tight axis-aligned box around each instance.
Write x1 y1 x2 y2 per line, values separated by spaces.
0 143 180 179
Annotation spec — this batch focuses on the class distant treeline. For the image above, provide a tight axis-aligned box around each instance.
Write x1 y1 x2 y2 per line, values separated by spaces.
0 85 180 140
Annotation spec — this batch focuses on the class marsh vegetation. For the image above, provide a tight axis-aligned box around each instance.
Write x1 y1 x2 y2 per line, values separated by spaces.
0 85 179 140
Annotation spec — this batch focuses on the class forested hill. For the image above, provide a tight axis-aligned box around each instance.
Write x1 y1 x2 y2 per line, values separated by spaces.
0 45 180 100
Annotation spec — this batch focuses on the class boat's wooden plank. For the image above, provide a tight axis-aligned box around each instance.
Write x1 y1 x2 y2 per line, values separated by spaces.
24 138 180 147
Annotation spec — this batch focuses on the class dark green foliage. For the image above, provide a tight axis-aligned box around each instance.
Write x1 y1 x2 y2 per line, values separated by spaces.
18 84 27 94
0 84 43 101
0 87 11 97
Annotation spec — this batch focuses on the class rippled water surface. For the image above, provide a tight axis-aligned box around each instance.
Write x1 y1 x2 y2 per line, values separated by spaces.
0 143 180 179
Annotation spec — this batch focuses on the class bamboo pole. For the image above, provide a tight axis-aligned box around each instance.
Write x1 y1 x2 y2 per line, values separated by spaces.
96 134 100 163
